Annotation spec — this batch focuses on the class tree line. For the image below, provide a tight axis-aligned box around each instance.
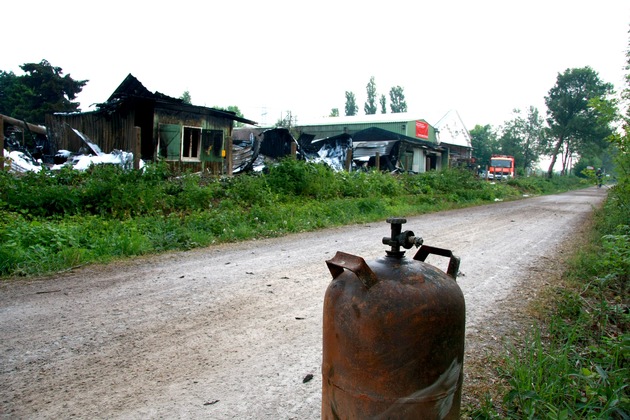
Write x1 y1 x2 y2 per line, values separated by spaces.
1 60 620 179
0 60 87 124
328 76 408 117
470 66 616 177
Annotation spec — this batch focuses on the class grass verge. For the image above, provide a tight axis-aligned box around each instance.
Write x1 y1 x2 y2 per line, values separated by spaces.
0 160 588 278
462 187 629 419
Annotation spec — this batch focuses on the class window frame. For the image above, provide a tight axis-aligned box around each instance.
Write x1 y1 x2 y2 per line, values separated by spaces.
181 125 202 162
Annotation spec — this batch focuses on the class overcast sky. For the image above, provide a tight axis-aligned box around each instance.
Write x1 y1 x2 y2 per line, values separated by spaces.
2 1 629 129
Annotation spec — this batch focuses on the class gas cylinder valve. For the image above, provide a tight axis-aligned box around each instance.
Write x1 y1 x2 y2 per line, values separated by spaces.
382 217 423 258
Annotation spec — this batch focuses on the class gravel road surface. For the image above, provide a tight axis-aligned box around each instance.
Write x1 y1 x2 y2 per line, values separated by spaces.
0 187 606 419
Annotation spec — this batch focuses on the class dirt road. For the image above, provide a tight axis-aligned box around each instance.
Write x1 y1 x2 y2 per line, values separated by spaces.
0 187 606 419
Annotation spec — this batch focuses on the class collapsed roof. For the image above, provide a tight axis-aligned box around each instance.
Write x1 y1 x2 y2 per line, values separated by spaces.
231 127 299 173
95 74 257 126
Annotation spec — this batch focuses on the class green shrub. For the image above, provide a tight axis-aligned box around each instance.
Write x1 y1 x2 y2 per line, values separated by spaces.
467 175 630 419
1 165 590 278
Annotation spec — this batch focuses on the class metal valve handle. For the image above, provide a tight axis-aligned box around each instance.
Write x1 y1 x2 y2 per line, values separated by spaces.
382 217 423 258
413 245 460 280
326 251 379 289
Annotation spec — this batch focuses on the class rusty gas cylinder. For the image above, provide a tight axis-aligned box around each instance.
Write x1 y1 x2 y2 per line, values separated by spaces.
322 217 465 419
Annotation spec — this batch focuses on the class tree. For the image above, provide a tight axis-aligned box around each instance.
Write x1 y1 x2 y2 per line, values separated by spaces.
379 94 387 114
389 86 407 113
498 107 547 172
227 105 245 127
329 108 339 117
344 91 358 116
226 105 243 118
0 70 31 119
213 105 246 127
0 60 87 124
544 67 615 177
596 30 630 194
470 124 499 169
364 76 377 115
180 90 192 104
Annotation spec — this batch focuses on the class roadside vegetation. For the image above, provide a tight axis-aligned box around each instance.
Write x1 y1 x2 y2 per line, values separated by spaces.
463 179 629 419
0 161 586 278
463 43 630 419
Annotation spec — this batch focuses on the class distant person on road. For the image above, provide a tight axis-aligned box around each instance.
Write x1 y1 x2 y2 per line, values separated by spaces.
596 168 603 188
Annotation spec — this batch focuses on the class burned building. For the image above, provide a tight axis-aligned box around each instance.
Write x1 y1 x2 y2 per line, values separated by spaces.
46 74 257 174
295 112 472 173
231 127 300 173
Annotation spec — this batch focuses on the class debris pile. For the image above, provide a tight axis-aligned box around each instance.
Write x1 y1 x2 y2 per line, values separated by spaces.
2 117 142 173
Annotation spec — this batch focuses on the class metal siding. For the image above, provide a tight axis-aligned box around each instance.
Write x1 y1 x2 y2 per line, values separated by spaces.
298 120 438 143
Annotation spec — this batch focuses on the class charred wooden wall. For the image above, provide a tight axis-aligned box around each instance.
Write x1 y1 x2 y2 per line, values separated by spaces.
154 107 234 154
45 102 237 175
46 110 136 154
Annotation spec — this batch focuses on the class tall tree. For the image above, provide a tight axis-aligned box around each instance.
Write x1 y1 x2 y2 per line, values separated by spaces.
0 60 87 123
544 66 614 177
379 94 387 114
329 108 339 117
344 91 358 116
23 60 87 122
470 124 499 168
213 105 246 126
226 105 243 118
0 70 31 119
364 76 377 115
389 86 407 113
180 90 192 104
226 105 244 127
592 31 629 189
498 107 547 172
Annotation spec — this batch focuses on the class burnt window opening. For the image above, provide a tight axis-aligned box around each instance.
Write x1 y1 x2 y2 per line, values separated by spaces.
182 126 201 160
202 129 224 158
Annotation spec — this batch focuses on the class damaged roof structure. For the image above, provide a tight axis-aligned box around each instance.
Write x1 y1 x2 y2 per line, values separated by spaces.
3 74 471 177
231 127 300 173
352 126 446 172
2 74 259 175
294 112 471 173
299 132 352 172
45 74 257 175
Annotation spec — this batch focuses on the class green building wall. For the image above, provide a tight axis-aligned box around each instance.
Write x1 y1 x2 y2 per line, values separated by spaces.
296 118 438 144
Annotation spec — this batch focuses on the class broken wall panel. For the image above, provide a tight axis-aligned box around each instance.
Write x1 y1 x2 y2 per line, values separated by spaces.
46 111 136 156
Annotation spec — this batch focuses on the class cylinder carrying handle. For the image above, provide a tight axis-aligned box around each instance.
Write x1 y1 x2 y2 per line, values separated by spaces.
326 251 379 289
413 245 460 280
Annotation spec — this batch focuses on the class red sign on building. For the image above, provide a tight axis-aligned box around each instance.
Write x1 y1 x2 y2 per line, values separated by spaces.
415 120 429 139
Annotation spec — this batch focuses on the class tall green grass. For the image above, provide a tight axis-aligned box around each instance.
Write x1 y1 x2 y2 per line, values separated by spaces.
465 178 629 419
0 159 586 277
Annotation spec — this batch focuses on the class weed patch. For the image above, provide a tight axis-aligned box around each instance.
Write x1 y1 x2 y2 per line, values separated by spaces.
0 161 585 278
464 189 629 419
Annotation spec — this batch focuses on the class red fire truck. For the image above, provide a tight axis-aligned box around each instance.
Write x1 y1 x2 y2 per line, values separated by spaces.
487 155 515 180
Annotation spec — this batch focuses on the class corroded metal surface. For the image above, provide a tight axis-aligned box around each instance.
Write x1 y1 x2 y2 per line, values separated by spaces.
322 250 465 419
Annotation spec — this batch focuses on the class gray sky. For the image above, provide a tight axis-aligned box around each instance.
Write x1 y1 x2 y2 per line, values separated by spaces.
2 0 629 129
